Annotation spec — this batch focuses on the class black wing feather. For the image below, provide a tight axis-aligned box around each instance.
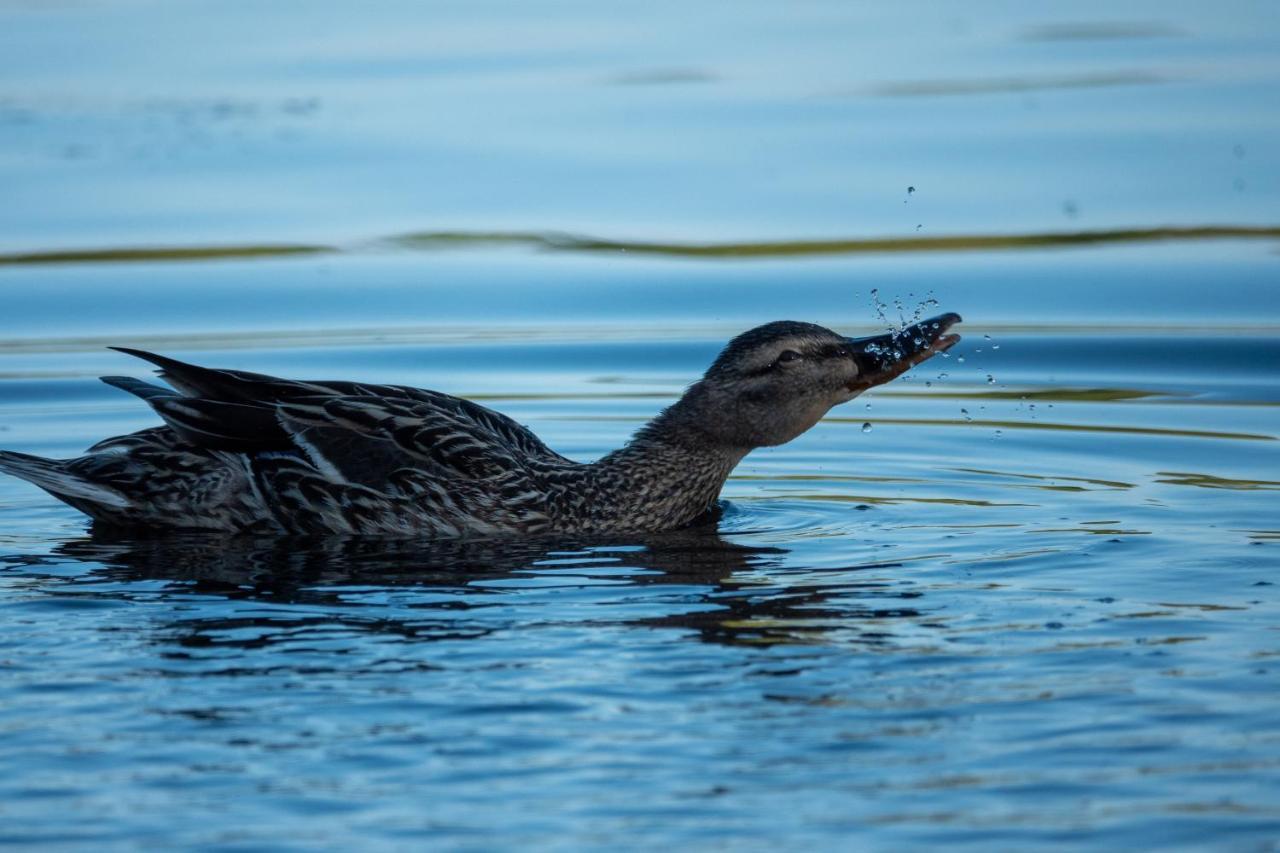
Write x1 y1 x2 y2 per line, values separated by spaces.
109 347 293 401
106 348 570 474
100 375 178 401
151 398 290 451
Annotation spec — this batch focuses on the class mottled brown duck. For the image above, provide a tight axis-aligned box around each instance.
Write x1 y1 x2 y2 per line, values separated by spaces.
0 313 961 536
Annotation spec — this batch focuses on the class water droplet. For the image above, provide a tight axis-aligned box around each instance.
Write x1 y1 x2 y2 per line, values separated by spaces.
992 344 1000 350
865 402 872 410
925 380 932 387
986 374 996 384
907 185 915 194
961 408 971 421
983 334 991 340
957 356 965 363
993 429 1002 439
937 372 948 379
861 422 873 433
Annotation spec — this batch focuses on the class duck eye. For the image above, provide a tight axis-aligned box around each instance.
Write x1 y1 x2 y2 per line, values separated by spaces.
775 349 802 366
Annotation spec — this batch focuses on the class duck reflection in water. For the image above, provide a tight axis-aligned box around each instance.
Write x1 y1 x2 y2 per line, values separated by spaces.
37 516 926 650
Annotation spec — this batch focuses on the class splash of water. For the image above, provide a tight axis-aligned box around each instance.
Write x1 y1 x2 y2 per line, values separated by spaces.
868 288 939 340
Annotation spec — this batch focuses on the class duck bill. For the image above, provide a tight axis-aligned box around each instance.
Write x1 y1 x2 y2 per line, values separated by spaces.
847 312 963 390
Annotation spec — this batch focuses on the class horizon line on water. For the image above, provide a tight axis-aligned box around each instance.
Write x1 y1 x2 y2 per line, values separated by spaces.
0 224 1277 267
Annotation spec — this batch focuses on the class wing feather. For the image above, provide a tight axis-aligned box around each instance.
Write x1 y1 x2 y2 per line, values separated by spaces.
105 349 572 504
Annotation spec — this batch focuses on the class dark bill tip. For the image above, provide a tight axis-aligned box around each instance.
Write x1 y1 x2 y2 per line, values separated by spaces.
846 312 964 388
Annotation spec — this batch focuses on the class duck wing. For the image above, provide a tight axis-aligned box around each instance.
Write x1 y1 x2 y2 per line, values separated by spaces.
106 348 571 468
271 395 544 484
86 350 573 534
78 426 436 535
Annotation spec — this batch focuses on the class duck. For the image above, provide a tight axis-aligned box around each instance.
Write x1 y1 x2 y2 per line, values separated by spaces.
0 313 961 536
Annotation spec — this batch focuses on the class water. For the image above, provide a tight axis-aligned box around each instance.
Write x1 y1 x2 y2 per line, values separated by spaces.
2 1 1279 848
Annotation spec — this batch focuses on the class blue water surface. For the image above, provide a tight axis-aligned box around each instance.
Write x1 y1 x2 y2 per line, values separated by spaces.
0 1 1278 849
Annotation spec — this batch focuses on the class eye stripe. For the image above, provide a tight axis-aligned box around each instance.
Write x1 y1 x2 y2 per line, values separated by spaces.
737 340 850 377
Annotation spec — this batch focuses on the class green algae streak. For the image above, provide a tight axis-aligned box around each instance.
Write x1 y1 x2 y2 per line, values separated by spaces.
1 225 1277 267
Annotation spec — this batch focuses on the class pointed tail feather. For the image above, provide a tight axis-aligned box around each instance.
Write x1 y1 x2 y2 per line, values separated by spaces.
108 346 222 397
101 375 177 401
0 450 131 509
108 346 199 373
108 346 278 401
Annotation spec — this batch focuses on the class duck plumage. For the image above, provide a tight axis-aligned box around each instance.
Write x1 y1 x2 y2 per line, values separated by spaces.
0 314 960 536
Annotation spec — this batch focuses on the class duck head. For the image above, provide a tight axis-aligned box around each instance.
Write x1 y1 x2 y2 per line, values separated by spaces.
673 313 962 449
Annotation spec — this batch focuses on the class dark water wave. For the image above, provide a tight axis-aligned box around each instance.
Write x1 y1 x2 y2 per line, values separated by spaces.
866 70 1171 97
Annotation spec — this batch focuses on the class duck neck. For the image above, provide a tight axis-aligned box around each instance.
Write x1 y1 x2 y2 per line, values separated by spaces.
582 389 750 531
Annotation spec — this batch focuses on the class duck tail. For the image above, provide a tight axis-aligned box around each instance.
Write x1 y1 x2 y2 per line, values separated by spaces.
0 449 131 510
100 374 177 402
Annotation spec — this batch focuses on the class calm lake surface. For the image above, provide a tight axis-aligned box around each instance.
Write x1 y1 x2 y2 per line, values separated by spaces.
1 1 1278 849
